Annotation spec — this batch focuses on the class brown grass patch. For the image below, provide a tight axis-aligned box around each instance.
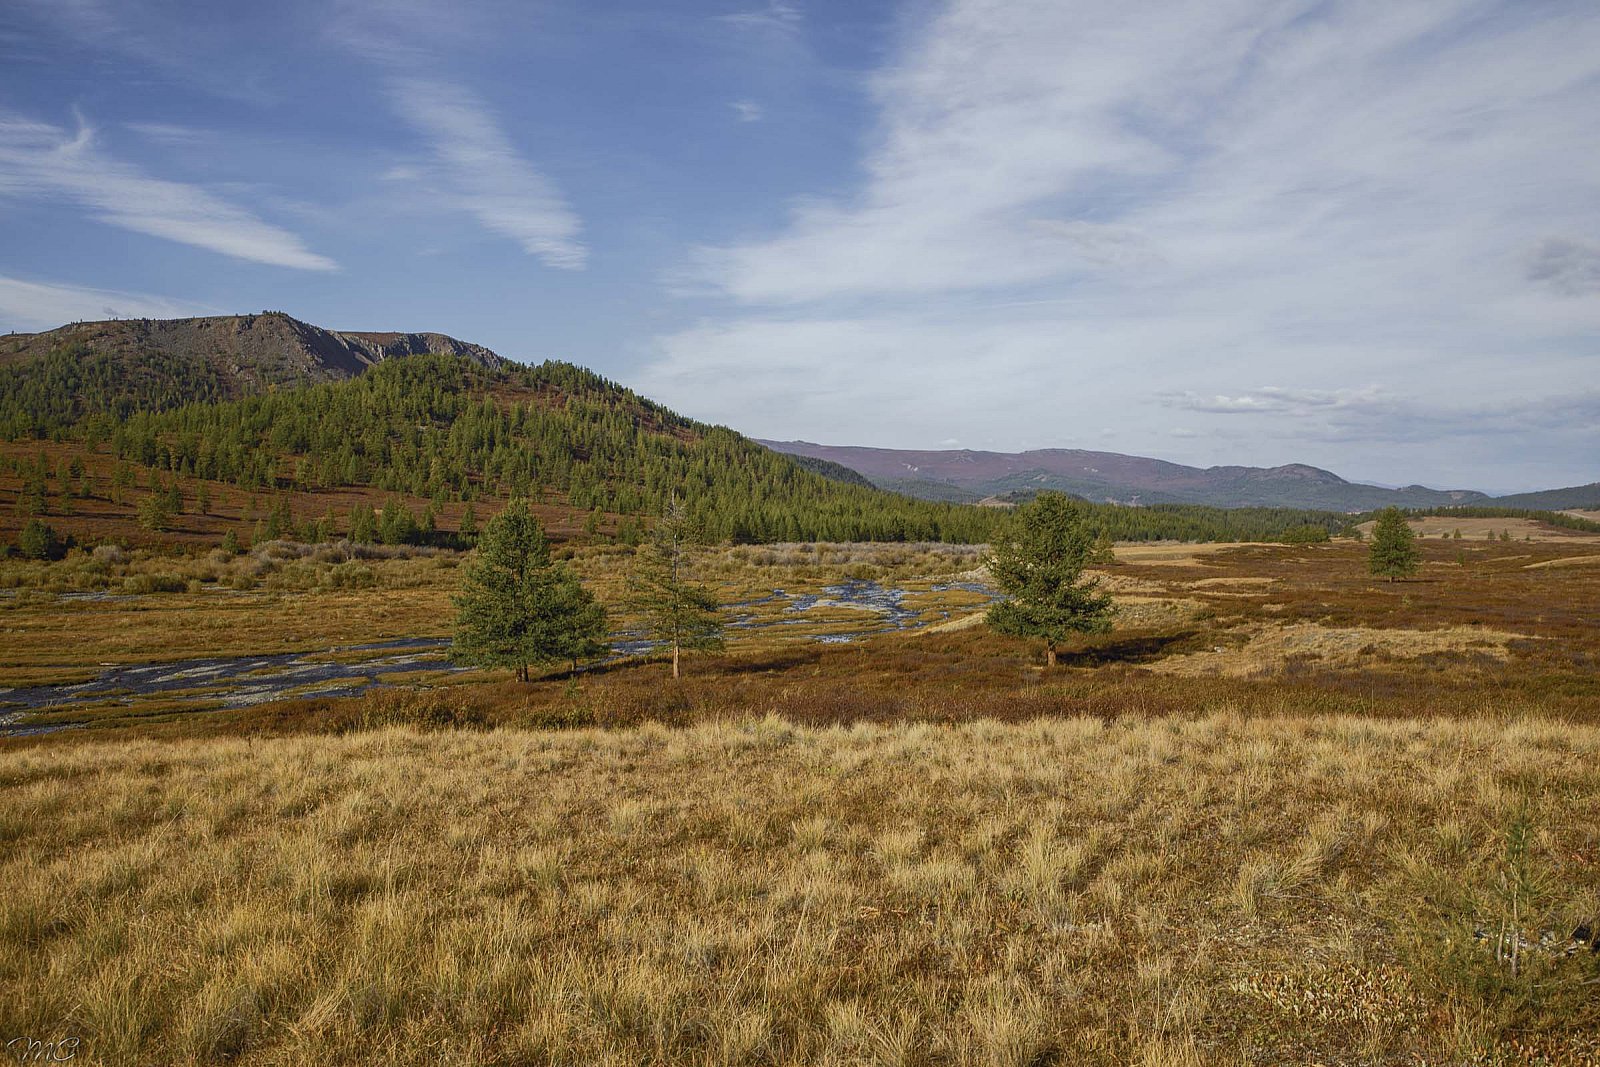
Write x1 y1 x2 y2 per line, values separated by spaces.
1524 554 1600 570
1147 622 1532 677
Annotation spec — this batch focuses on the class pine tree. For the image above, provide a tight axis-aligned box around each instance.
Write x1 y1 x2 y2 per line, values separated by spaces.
985 492 1113 667
458 503 478 546
137 493 171 533
452 499 608 682
18 519 61 561
629 496 723 679
1368 507 1420 581
1089 529 1117 565
349 506 377 544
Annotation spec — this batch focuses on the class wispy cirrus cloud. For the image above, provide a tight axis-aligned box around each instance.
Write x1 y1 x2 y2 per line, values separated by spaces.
322 1 587 269
0 113 337 270
0 274 218 332
1166 386 1388 416
712 2 802 37
384 78 586 269
645 0 1600 490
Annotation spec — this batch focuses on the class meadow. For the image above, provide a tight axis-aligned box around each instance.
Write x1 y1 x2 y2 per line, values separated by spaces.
3 529 1600 1063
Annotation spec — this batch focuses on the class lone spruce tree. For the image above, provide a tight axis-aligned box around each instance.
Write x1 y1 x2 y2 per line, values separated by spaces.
1367 507 1420 581
452 499 608 681
985 492 1114 667
629 496 723 679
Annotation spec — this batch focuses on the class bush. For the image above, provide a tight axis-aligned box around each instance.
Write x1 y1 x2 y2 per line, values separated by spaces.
326 562 377 589
123 573 188 595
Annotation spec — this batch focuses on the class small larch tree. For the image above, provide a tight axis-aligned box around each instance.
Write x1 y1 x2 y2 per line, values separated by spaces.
452 499 608 682
629 497 723 679
1368 507 1420 581
137 493 171 533
985 492 1114 667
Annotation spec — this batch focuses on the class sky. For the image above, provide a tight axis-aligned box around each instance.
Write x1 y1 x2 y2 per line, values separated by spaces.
1 0 1597 494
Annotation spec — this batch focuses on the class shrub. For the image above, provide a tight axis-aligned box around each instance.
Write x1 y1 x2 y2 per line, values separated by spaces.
123 573 188 595
326 562 377 589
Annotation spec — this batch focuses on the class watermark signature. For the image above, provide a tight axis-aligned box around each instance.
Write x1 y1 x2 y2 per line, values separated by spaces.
5 1037 79 1063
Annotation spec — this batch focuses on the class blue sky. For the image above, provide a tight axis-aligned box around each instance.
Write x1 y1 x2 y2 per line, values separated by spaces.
1 0 1597 493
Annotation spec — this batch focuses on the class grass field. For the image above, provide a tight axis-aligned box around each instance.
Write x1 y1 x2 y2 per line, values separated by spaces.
4 530 1600 1063
3 715 1598 1065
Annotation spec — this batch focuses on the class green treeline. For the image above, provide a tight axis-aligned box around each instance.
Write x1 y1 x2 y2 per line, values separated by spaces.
6 351 1376 545
1364 506 1600 535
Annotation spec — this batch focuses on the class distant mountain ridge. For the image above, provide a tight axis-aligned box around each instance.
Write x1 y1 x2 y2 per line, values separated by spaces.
759 441 1496 512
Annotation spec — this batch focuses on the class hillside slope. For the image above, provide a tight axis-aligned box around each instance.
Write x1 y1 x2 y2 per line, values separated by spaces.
760 441 1489 512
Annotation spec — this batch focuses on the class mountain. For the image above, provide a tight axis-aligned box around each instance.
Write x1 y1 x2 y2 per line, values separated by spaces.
0 312 505 434
759 441 1491 512
1489 483 1600 510
0 314 1372 548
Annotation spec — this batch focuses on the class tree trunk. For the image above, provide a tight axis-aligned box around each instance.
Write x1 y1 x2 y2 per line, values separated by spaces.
1045 644 1057 668
672 641 681 680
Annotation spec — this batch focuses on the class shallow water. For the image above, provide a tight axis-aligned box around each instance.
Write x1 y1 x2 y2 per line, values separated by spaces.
2 579 996 731
0 637 470 719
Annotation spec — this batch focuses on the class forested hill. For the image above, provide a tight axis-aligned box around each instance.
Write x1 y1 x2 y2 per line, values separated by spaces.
1487 483 1600 510
98 355 1002 543
0 311 503 435
2 350 1366 545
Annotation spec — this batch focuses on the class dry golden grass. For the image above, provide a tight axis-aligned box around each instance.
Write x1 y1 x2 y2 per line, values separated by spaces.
1146 622 1532 677
2 714 1597 1065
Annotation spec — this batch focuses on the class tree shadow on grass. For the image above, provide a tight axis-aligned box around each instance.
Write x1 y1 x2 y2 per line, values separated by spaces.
709 648 825 676
1058 630 1199 667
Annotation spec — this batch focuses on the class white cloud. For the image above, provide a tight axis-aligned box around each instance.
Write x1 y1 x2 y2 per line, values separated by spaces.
124 122 216 147
713 2 802 36
385 78 586 269
648 0 1600 490
730 100 764 123
0 113 337 270
0 274 218 332
1167 386 1388 416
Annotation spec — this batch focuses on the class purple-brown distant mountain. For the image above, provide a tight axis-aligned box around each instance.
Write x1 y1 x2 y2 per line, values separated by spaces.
759 441 1491 512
